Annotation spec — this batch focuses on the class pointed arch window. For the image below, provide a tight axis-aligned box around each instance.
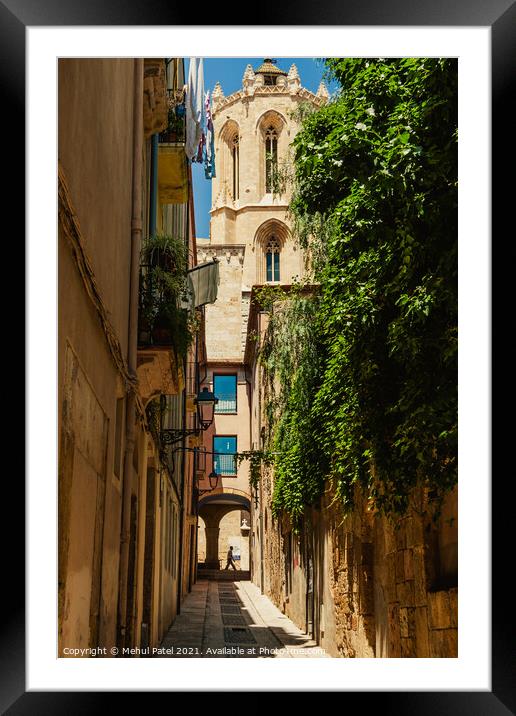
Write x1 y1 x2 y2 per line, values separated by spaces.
265 126 278 194
265 236 280 282
231 133 239 200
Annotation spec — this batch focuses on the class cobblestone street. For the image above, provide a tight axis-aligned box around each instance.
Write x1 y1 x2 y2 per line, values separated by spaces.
155 580 329 658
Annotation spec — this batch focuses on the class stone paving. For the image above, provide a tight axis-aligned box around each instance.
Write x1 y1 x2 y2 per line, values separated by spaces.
155 579 330 658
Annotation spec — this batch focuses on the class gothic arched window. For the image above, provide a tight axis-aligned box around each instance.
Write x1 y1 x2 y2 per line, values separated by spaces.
219 120 239 205
265 236 280 282
265 126 278 194
231 134 239 200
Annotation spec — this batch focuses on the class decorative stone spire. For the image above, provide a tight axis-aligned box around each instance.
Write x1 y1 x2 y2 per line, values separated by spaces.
287 63 301 94
212 81 224 111
287 63 300 80
243 64 255 82
242 64 256 95
316 80 330 102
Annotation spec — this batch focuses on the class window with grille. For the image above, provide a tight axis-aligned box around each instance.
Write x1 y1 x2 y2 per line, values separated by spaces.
213 436 237 476
214 374 237 414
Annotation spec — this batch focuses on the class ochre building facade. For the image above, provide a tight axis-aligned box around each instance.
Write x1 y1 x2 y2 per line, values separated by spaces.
58 58 210 656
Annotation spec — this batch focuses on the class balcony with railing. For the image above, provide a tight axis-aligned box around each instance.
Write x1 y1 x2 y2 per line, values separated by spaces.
214 393 237 414
159 94 186 144
136 235 190 402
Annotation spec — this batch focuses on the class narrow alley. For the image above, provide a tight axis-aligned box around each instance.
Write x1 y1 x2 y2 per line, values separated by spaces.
155 577 328 658
57 56 458 665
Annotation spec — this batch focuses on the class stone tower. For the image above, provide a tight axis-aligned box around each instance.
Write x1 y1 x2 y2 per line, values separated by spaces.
196 60 327 570
197 58 328 360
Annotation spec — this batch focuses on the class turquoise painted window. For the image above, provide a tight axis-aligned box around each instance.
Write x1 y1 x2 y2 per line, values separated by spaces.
214 374 237 413
213 436 237 475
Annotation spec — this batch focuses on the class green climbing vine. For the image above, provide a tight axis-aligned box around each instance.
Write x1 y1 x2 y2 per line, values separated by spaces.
235 450 274 492
259 58 458 522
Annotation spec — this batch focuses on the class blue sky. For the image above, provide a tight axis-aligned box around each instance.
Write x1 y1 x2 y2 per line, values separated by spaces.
186 58 335 239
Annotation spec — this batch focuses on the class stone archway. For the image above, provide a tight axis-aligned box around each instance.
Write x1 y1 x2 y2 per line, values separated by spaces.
198 491 250 570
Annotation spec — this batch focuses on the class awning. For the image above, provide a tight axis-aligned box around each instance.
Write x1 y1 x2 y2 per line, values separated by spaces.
158 145 188 204
186 259 220 308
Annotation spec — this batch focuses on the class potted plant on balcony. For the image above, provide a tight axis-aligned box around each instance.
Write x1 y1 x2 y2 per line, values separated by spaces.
145 233 187 273
139 235 194 357
160 107 184 143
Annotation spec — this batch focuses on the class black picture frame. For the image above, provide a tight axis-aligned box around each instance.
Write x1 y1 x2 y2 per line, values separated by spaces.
7 0 513 710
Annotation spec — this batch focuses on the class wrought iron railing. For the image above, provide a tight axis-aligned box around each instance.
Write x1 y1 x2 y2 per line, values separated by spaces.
138 262 190 353
138 264 174 346
214 393 237 414
159 96 186 144
212 453 237 476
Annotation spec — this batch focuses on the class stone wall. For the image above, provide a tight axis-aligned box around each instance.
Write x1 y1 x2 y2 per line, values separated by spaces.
252 476 458 658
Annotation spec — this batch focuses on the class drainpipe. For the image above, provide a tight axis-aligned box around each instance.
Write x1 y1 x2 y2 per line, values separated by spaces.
244 366 253 578
258 317 265 594
117 58 144 650
176 382 187 615
193 329 200 585
176 167 190 615
149 133 159 237
259 473 265 593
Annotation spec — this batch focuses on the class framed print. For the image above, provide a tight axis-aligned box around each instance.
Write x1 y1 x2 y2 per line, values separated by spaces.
6 0 513 709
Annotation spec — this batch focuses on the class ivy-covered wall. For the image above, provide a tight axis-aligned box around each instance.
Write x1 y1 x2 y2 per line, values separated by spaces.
247 57 458 658
261 58 457 522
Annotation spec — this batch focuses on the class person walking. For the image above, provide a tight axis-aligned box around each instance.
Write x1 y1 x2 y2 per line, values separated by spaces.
225 545 237 570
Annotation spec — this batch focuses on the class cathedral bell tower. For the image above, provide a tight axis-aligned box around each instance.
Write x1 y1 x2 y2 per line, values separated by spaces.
198 58 328 361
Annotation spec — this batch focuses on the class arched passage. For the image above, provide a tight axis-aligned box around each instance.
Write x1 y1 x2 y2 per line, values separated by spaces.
197 515 207 563
198 491 251 570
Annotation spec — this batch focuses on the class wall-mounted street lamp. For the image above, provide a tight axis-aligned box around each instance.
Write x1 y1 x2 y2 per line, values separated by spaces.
197 469 219 496
160 386 218 445
196 387 219 430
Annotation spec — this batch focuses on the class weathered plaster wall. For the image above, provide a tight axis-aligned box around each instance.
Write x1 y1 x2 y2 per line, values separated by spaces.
58 59 135 349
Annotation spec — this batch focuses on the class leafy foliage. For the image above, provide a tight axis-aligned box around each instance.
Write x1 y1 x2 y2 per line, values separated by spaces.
262 58 458 520
235 449 274 492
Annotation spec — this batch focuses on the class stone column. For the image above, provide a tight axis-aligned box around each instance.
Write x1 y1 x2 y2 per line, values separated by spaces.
205 527 221 569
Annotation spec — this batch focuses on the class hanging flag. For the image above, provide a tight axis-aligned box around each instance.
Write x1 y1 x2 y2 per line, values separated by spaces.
204 90 216 179
182 259 220 309
185 57 205 161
